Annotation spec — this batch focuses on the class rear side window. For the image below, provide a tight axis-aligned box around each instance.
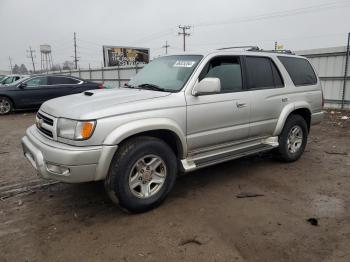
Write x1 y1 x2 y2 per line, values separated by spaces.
48 76 80 85
25 76 47 87
245 56 284 89
278 56 317 86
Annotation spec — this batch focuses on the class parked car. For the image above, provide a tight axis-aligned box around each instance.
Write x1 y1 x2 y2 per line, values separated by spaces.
22 48 324 213
0 75 6 82
0 74 27 85
0 75 103 115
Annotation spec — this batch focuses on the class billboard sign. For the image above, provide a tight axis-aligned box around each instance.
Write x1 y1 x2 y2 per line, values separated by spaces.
103 46 150 67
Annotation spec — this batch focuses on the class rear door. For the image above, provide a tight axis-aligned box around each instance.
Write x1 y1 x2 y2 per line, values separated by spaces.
244 56 285 138
47 76 83 98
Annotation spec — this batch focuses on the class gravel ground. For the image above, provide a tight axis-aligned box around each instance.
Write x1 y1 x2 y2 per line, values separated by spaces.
0 111 349 262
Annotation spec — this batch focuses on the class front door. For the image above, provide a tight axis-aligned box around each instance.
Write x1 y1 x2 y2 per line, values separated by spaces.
17 76 50 108
186 56 250 152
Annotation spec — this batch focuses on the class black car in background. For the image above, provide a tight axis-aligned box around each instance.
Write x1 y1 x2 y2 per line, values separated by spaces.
0 75 103 115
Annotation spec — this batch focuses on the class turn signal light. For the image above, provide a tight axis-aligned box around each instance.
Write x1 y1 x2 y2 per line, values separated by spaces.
80 122 94 139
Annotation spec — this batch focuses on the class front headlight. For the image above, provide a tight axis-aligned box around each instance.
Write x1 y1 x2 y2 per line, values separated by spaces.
57 118 96 140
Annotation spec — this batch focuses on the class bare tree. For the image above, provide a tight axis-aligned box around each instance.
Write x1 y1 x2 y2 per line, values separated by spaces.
62 61 74 70
19 64 28 74
51 64 61 72
12 64 20 74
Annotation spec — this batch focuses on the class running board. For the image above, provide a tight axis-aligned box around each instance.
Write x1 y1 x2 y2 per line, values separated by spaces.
180 137 279 173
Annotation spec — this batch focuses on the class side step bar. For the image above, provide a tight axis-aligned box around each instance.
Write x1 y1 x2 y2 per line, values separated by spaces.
180 137 279 173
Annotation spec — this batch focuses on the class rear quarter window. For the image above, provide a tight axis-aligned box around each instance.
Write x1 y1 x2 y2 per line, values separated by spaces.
278 56 317 86
49 76 80 85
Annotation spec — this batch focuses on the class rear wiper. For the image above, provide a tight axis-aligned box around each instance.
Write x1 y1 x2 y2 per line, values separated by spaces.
137 83 167 92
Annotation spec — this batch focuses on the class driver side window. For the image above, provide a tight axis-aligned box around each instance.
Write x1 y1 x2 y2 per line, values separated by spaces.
199 56 243 93
25 77 47 88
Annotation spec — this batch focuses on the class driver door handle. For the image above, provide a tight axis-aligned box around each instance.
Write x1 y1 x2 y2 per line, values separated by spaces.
236 102 247 108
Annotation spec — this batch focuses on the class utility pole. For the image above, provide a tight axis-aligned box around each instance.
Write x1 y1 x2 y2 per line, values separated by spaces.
162 40 170 55
178 25 191 52
8 56 13 74
73 32 78 69
27 46 36 73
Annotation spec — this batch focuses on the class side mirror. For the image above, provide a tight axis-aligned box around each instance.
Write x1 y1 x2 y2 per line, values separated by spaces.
18 82 27 89
192 77 221 96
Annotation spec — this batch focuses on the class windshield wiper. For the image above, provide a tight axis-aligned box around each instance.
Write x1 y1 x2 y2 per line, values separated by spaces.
137 83 167 92
124 83 137 89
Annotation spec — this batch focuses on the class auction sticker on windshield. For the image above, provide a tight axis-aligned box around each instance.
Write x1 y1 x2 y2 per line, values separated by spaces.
173 61 196 67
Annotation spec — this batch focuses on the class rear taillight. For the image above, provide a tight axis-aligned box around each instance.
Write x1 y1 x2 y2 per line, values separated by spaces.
98 84 104 89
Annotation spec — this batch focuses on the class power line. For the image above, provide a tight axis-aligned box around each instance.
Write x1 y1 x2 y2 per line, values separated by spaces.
178 25 191 52
192 32 346 48
162 40 170 55
26 46 36 73
195 0 350 28
133 29 174 44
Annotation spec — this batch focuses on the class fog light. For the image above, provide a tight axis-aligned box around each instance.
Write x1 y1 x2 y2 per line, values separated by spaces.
46 163 70 176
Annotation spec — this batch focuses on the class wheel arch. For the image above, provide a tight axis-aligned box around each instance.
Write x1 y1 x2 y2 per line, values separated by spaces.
103 118 187 159
273 102 312 136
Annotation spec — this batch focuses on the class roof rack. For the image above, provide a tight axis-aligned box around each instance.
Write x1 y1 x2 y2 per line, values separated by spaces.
217 45 295 55
217 46 260 51
251 49 295 55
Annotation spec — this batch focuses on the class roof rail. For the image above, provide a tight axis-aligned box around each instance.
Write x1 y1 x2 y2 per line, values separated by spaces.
249 49 295 55
216 46 295 55
217 46 260 51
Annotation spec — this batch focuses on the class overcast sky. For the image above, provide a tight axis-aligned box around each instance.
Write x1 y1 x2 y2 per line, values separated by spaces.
0 0 349 71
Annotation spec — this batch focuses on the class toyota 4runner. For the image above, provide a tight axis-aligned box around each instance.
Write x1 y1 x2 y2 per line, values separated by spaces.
22 47 324 213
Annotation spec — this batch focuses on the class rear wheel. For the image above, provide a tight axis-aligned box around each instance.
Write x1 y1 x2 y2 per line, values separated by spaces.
105 136 177 213
276 114 308 162
0 97 13 115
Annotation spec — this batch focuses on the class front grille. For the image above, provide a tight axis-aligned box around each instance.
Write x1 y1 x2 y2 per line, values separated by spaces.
37 112 54 125
37 126 53 137
36 112 55 138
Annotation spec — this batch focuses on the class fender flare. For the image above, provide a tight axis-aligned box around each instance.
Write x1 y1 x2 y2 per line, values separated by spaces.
273 102 311 136
103 118 187 157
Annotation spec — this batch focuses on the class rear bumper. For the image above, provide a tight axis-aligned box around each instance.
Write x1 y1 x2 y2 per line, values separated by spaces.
21 126 117 183
311 111 324 125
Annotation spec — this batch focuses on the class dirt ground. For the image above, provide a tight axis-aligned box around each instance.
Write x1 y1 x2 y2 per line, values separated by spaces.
0 111 349 262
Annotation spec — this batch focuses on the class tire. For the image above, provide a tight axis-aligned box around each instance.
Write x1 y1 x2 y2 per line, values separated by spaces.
105 136 178 213
0 97 13 115
276 114 308 162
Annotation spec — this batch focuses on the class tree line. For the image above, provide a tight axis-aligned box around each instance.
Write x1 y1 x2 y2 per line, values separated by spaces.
12 61 76 75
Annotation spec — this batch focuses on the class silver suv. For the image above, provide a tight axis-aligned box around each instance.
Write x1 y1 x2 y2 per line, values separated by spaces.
22 48 323 213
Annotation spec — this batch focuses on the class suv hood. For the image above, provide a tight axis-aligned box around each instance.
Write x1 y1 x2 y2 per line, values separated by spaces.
41 88 172 119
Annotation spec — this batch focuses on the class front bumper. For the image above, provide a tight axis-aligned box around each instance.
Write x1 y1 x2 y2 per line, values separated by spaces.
21 125 117 183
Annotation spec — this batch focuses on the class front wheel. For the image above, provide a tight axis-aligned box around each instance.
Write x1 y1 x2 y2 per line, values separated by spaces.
105 136 177 213
276 114 308 162
0 97 13 115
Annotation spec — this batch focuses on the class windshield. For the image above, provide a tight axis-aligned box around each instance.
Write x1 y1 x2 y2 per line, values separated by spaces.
0 76 9 84
128 55 203 92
